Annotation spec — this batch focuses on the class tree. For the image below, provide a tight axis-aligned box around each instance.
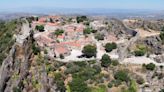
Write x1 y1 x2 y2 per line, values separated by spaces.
83 27 93 35
35 25 44 32
60 54 64 59
108 82 113 88
56 80 66 92
54 73 66 92
160 32 164 43
34 17 39 21
76 16 88 23
114 70 129 82
82 45 97 58
112 60 119 66
13 87 21 92
161 26 164 32
134 50 145 56
134 44 147 56
92 29 97 33
101 54 112 67
77 67 96 80
95 33 104 41
69 78 90 92
92 65 101 74
145 63 156 71
159 89 164 92
32 43 40 55
50 18 54 23
105 42 117 52
54 29 64 37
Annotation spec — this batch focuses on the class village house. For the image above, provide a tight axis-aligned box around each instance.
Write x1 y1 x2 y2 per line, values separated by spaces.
35 35 54 47
54 44 70 58
90 20 106 30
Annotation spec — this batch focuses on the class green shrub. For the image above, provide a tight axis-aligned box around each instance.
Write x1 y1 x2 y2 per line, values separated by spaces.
65 65 80 74
160 32 164 43
60 54 65 59
105 43 117 52
161 26 164 32
83 27 93 35
145 63 156 71
32 43 40 55
159 89 164 92
88 60 96 64
114 70 130 82
0 54 6 65
160 65 163 68
66 63 74 68
112 60 119 66
13 87 21 92
92 65 101 74
90 85 107 92
134 44 147 56
128 80 137 92
82 45 97 58
54 29 64 37
101 54 111 67
35 25 44 32
134 50 145 56
56 80 66 92
108 82 113 88
74 61 87 66
76 16 88 23
69 77 90 92
53 72 66 92
71 66 98 81
110 80 122 87
95 33 104 41
92 30 97 33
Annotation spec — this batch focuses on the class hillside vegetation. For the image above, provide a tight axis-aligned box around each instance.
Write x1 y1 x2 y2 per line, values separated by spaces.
0 20 21 64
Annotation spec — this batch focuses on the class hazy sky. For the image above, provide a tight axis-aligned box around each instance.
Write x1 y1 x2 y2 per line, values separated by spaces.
0 0 164 10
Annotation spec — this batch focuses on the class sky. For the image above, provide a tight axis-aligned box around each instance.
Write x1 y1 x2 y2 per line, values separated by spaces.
0 0 164 11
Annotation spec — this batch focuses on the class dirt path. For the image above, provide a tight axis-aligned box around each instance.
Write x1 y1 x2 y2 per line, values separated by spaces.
135 28 160 38
122 56 164 66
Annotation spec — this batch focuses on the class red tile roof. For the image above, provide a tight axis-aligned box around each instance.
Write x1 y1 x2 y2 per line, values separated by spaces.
55 47 69 55
38 17 47 22
47 22 58 26
57 35 65 39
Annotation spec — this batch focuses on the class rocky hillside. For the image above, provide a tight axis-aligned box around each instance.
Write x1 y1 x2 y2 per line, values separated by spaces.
123 19 164 31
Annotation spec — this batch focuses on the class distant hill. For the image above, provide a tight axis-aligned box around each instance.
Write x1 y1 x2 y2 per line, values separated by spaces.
0 8 164 20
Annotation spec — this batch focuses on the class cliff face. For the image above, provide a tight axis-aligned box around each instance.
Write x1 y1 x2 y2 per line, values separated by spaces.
0 19 57 92
0 20 33 92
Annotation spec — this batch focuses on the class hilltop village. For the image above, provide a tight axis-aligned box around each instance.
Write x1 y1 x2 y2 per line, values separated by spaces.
31 16 164 66
0 16 164 92
31 16 120 61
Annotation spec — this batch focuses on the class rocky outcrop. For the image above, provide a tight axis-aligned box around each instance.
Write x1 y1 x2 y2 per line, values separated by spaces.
144 36 164 55
0 20 58 92
118 33 140 62
0 21 33 92
0 44 16 92
123 19 164 31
